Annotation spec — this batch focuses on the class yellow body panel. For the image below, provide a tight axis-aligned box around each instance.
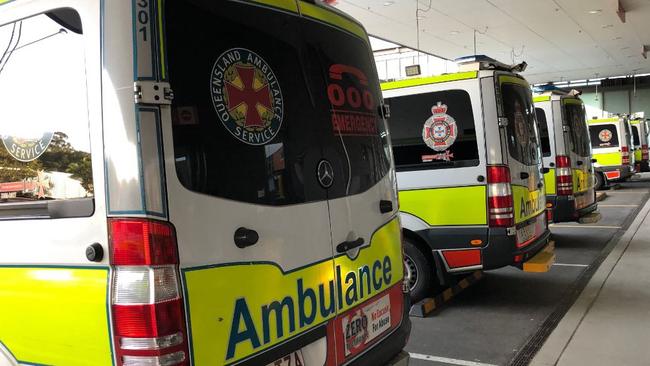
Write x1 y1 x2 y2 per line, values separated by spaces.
533 95 551 103
635 149 642 161
398 186 487 226
512 184 546 223
593 152 622 167
183 218 403 365
380 71 478 91
544 169 556 195
562 98 582 105
253 0 299 12
573 168 591 193
588 118 619 124
0 267 112 365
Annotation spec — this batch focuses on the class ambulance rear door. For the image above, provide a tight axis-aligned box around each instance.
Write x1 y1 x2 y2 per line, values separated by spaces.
496 74 546 247
562 98 595 209
161 1 338 365
0 3 111 365
296 3 406 362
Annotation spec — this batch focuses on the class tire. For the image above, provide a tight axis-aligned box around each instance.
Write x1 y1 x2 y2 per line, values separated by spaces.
403 239 434 304
595 172 605 190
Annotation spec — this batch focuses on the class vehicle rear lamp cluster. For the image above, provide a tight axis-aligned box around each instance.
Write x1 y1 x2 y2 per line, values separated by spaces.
555 156 573 196
487 165 514 228
642 145 648 161
109 218 189 366
621 146 631 165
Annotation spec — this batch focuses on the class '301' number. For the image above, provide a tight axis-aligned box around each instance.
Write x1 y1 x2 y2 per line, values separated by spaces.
137 0 149 42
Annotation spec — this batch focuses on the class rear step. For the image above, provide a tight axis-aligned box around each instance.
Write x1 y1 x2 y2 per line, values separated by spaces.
578 211 602 224
523 241 555 273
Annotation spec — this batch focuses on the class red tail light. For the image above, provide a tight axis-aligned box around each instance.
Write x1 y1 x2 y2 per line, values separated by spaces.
555 155 573 196
622 146 630 165
642 144 648 160
487 165 514 227
109 218 189 366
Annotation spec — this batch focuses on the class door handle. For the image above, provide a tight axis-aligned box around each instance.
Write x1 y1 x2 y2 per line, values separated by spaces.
234 227 259 248
379 200 393 214
577 160 584 166
520 172 530 179
336 238 365 253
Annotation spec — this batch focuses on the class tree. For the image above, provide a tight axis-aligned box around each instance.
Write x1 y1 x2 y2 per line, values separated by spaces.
0 142 43 182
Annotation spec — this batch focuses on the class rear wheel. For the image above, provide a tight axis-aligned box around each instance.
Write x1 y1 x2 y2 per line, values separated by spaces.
595 172 605 190
403 239 434 304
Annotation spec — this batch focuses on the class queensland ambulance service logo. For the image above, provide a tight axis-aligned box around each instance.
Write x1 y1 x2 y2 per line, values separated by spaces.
599 129 613 143
2 132 54 162
210 48 283 146
422 102 457 152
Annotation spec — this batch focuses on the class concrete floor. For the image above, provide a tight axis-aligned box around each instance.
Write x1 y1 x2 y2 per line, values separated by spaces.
405 175 650 366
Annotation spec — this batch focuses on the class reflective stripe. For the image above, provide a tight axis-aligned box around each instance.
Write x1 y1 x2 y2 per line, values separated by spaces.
544 169 556 195
533 95 551 103
380 71 478 91
399 186 488 226
588 117 619 124
562 98 583 105
253 0 299 13
0 267 112 366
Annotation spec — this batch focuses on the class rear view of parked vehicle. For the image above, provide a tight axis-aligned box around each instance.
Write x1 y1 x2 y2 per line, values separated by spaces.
589 116 636 189
533 90 599 223
0 1 411 365
630 117 650 172
382 56 552 303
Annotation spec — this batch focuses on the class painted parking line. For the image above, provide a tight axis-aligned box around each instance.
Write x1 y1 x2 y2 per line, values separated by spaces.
598 204 639 208
409 352 498 366
549 224 622 229
553 263 589 268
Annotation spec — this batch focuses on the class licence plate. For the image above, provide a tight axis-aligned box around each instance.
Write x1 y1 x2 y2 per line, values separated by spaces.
266 350 305 366
516 224 535 243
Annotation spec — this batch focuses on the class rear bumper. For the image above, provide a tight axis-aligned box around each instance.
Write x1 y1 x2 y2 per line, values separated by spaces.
482 226 551 270
413 221 551 272
349 293 411 366
597 165 634 181
548 194 598 223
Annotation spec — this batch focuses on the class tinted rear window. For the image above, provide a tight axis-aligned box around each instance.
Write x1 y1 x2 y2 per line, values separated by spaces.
632 125 641 147
535 108 552 157
386 89 479 171
165 0 389 206
563 102 591 157
589 124 619 148
501 82 540 165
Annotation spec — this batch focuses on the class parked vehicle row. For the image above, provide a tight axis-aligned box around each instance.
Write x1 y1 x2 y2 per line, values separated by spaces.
0 1 614 365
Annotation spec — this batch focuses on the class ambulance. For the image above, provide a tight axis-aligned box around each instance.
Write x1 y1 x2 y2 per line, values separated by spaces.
382 56 552 303
629 117 649 172
0 1 411 365
533 90 599 223
589 116 636 189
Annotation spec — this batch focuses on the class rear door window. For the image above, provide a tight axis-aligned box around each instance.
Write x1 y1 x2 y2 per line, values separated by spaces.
632 125 641 147
165 0 389 206
386 90 479 171
589 124 619 148
563 103 591 157
0 11 93 209
535 108 552 157
501 83 540 166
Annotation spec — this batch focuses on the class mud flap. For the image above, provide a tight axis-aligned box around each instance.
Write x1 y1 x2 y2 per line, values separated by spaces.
523 241 555 273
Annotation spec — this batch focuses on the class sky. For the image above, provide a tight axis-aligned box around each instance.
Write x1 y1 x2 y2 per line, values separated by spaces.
0 13 91 153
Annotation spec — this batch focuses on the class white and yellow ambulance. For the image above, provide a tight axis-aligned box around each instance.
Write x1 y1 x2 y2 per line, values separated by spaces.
0 1 410 365
589 116 636 189
629 117 649 172
533 90 599 223
382 56 552 303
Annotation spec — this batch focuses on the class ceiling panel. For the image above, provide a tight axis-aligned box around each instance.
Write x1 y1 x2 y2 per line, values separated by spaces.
333 0 650 83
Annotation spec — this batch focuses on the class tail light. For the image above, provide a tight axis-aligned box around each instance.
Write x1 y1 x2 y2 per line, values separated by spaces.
622 146 630 165
109 219 189 366
556 155 573 196
642 144 648 160
487 165 514 228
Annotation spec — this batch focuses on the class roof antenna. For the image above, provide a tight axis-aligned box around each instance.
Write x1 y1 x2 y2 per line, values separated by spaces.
416 0 432 67
473 27 488 55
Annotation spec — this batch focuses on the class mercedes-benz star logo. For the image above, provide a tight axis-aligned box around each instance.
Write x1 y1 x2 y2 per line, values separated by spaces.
317 160 334 188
